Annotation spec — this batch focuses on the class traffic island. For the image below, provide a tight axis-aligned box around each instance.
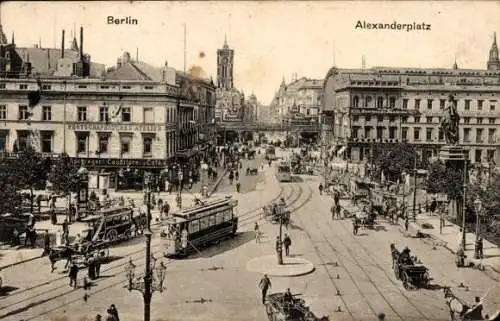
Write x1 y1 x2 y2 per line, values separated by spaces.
246 255 315 277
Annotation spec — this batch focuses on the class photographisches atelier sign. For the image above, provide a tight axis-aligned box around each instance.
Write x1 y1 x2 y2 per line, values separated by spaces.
68 123 164 132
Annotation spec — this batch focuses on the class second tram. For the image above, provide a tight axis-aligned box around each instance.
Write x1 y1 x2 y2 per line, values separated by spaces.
276 161 292 182
160 196 239 257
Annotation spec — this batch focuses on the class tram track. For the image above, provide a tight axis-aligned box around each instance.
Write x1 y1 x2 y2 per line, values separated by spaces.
296 181 432 321
0 179 287 319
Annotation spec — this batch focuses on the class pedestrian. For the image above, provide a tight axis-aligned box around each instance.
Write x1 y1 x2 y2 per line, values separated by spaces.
254 222 261 243
258 274 271 304
283 234 291 256
236 181 241 193
11 228 20 246
163 202 170 217
50 204 57 225
56 228 63 246
378 313 386 321
69 261 79 288
476 237 484 259
331 204 336 220
440 216 445 234
235 171 239 181
158 198 164 216
105 308 116 321
318 183 324 195
405 218 409 232
95 314 102 321
109 304 120 321
41 230 50 257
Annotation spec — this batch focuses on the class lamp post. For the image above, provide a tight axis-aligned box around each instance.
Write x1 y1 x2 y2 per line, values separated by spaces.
200 161 208 198
276 201 285 265
125 173 167 321
76 166 89 220
176 166 184 208
412 153 418 222
473 198 483 259
95 150 101 190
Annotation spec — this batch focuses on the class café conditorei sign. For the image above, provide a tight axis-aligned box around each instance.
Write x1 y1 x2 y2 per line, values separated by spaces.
71 157 169 168
68 122 165 132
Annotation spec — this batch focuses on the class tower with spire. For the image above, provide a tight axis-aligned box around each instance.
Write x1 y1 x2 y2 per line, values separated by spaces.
216 34 234 89
487 32 500 70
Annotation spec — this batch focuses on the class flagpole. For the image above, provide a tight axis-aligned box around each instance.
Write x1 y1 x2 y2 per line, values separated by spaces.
183 23 187 74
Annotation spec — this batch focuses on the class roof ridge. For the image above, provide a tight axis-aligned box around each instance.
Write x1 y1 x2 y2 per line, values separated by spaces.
128 61 152 80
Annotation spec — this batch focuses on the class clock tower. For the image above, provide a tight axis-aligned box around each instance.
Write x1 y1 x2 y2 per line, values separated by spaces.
217 35 234 89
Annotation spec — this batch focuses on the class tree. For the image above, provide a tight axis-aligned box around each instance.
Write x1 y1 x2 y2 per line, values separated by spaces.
0 159 23 214
372 143 417 182
425 160 464 199
48 153 79 196
15 146 48 213
467 171 500 231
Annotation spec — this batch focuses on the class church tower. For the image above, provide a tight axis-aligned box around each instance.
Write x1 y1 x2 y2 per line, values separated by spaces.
217 35 234 89
487 32 500 70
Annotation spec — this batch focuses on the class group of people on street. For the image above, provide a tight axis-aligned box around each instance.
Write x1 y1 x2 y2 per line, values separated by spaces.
94 304 120 321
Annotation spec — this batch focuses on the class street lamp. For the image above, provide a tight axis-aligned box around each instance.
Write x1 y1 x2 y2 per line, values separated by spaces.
125 173 168 321
473 198 483 259
200 161 209 198
276 200 286 265
176 166 184 208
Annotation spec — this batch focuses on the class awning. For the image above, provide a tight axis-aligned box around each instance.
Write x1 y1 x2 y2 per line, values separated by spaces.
337 146 346 155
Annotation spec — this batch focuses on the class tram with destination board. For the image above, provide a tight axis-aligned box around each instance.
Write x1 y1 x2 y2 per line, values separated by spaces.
276 161 292 182
160 196 239 258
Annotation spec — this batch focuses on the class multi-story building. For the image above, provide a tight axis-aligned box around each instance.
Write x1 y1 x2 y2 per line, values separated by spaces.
322 34 500 165
0 26 216 189
214 37 245 122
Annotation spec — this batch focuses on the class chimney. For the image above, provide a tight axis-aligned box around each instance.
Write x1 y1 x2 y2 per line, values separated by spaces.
61 30 65 58
79 26 83 59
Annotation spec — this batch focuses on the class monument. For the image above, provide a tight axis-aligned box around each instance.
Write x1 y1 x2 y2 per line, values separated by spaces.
438 94 468 250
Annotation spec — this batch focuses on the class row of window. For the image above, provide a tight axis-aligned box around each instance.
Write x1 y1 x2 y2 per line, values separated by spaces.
0 83 161 91
351 127 497 143
76 132 154 156
187 209 233 234
351 114 497 124
352 96 498 111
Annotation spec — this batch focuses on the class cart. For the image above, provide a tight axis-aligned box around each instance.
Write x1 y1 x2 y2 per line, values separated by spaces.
48 240 110 271
263 204 291 225
265 293 329 321
390 244 430 290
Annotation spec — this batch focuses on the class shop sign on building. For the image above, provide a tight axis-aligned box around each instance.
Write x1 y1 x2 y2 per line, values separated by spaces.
68 123 164 132
71 157 168 168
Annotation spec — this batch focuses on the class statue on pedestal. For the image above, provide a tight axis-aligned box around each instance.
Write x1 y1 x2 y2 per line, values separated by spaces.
440 94 460 145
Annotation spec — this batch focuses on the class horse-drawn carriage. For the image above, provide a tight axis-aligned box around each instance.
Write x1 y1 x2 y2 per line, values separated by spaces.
444 285 500 321
265 292 329 321
390 244 431 290
48 240 109 271
263 203 291 225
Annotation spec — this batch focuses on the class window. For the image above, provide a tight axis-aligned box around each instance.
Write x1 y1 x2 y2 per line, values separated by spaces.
364 127 371 138
426 117 433 123
402 99 408 109
0 133 6 152
223 209 232 222
426 128 433 141
487 150 495 162
351 127 359 139
143 136 153 155
440 99 446 109
199 217 208 230
42 106 52 121
41 132 52 153
477 118 483 124
389 116 395 122
402 127 408 140
208 215 216 227
215 212 224 225
376 127 383 139
0 105 6 120
353 116 359 122
78 85 87 89
488 129 496 143
377 116 383 122
476 129 484 143
120 134 132 155
18 105 29 120
414 128 420 140
389 97 396 108
100 85 109 89
76 132 88 153
77 106 87 121
189 220 199 233
465 100 471 110
365 115 371 121
389 127 396 139
491 102 496 111
475 150 482 163
0 83 6 89
439 130 444 141
98 134 110 153
414 117 420 123
353 96 359 107
99 106 109 122
377 97 384 108
464 117 470 124
122 107 131 122
402 116 408 122
144 86 154 90
427 99 433 110
364 96 372 107
489 118 496 124
478 100 484 110
414 99 420 110
464 128 471 142
143 107 154 123
42 84 51 90
19 84 28 90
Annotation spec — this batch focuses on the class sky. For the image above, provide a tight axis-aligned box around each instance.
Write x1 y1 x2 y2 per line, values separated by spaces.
2 1 500 104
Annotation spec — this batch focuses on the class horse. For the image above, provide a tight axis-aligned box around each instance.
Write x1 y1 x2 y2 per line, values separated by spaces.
443 287 484 321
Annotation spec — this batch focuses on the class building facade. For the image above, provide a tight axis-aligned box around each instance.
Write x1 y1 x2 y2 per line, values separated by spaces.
322 35 500 165
0 25 216 189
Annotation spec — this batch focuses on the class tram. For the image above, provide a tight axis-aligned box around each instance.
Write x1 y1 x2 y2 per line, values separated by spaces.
276 161 292 182
160 196 239 258
265 146 277 160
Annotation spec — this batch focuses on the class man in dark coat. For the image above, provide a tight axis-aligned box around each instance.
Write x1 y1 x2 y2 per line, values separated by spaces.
69 262 79 288
258 274 271 304
283 234 292 256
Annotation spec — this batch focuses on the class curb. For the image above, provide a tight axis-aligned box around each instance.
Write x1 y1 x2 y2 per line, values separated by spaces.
0 252 43 270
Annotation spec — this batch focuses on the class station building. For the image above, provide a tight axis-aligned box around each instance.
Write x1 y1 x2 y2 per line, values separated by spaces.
322 34 500 165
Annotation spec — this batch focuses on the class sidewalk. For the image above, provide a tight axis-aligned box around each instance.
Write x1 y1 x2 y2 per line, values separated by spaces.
0 167 229 270
403 212 500 275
